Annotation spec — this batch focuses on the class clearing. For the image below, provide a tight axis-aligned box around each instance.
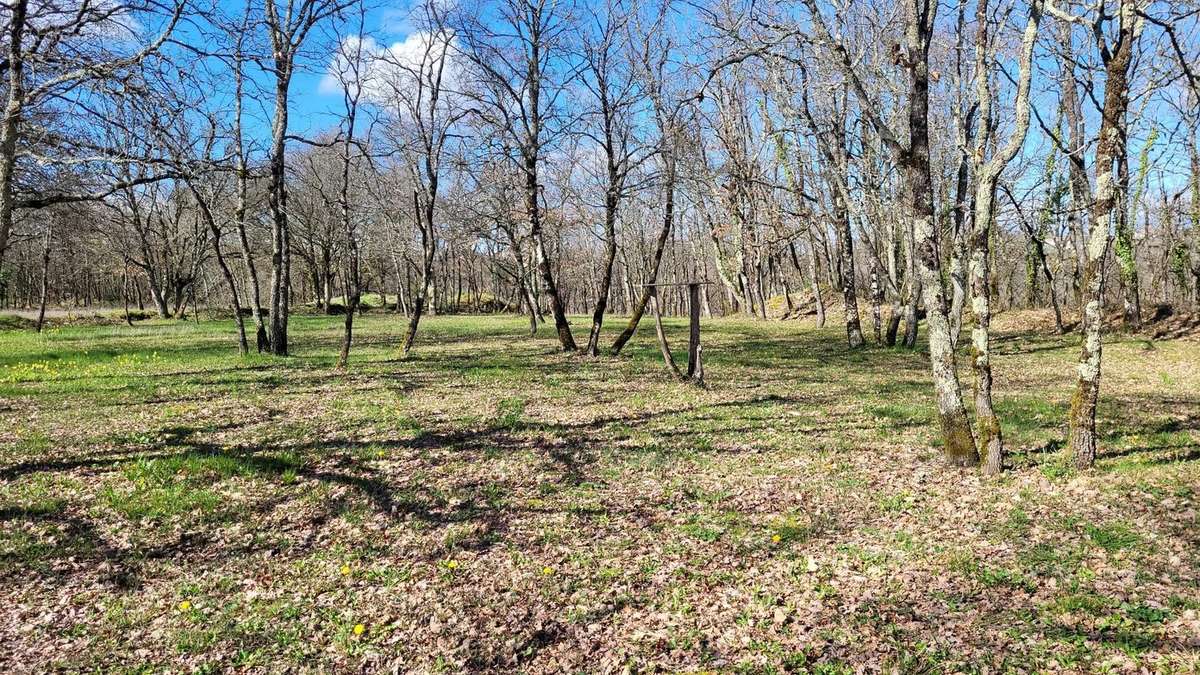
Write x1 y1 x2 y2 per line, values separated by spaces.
1 314 1198 672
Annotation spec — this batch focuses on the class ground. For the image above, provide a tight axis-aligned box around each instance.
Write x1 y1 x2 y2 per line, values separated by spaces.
0 312 1198 673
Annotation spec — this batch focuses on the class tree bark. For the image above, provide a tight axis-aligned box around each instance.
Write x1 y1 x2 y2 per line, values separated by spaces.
969 0 1041 475
1069 1 1142 469
586 172 621 354
902 223 921 348
1060 21 1091 308
833 188 866 347
0 0 28 278
904 0 978 465
870 262 884 344
1115 152 1141 330
402 187 438 358
267 67 293 356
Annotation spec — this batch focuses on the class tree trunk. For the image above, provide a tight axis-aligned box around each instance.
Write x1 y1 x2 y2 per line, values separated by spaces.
902 229 921 348
1115 152 1141 330
190 184 248 355
968 0 1041 475
0 0 28 280
870 262 884 344
1027 223 1064 333
402 188 438 358
337 269 359 368
336 62 361 369
906 1 978 465
586 187 620 356
948 162 972 349
1069 2 1140 470
34 223 50 333
122 267 133 326
649 288 685 381
234 159 268 351
150 283 171 319
527 164 574 351
1060 22 1090 309
833 189 865 347
267 65 293 356
969 200 1002 473
1191 130 1200 311
322 263 336 314
807 227 826 327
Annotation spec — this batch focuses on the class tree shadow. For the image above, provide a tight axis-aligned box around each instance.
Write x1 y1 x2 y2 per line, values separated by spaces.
0 388 855 595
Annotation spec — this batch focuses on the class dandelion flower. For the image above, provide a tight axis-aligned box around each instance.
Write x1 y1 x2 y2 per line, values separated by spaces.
541 566 554 576
771 534 782 544
340 564 351 576
445 560 459 570
178 600 192 612
353 623 366 636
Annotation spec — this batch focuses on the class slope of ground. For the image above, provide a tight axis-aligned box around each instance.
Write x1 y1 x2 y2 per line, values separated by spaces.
1 315 1197 672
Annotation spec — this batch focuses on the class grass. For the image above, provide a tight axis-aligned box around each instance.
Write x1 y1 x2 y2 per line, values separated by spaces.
0 311 1198 672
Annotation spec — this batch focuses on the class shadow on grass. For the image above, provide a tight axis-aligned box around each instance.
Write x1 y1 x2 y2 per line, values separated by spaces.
3 315 1197 612
1 394 819 590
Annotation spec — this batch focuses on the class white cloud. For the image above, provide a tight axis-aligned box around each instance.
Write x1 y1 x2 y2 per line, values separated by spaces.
319 30 462 110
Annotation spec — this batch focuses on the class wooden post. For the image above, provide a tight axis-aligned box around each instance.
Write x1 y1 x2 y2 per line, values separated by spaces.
644 282 708 385
686 282 701 378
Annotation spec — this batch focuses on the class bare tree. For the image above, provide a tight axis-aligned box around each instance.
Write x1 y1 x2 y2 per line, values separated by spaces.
579 0 647 356
180 126 252 355
1 0 184 274
458 0 580 352
260 0 355 356
610 2 692 355
793 59 865 348
332 6 367 368
374 0 464 357
1049 0 1148 469
968 0 1043 474
229 4 271 351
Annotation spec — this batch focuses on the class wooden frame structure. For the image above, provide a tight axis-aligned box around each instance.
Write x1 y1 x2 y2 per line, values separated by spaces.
645 282 709 386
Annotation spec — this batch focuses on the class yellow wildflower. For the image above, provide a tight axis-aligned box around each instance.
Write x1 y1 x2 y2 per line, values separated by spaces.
445 560 459 570
178 600 192 612
353 623 366 636
771 534 782 544
541 566 554 576
340 564 351 576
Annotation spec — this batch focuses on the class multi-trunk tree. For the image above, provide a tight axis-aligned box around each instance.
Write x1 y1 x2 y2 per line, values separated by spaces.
967 0 1042 474
261 0 355 356
579 0 647 356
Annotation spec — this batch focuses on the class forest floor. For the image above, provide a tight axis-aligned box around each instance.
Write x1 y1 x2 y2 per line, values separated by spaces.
0 312 1198 673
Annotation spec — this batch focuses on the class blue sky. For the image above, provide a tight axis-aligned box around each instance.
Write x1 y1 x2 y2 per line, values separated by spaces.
215 0 1195 202
219 0 422 141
